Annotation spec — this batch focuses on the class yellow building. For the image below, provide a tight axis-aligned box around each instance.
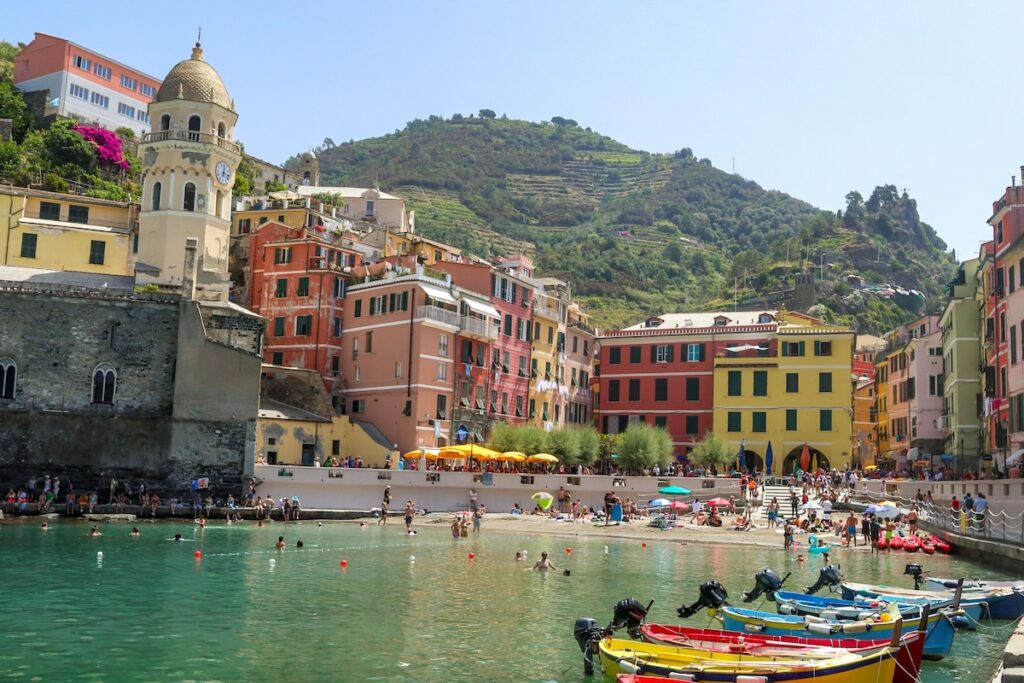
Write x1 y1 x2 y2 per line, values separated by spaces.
380 231 461 265
529 290 561 427
874 358 890 461
256 399 398 467
0 187 136 277
712 315 855 473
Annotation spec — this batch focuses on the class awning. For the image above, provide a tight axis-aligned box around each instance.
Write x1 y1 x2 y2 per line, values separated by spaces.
1008 449 1024 467
462 297 500 319
419 283 457 305
940 453 956 462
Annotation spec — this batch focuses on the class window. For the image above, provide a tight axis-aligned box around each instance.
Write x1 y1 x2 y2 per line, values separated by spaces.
518 355 528 377
273 317 285 336
501 393 509 415
1012 267 1018 294
295 315 312 336
93 63 111 79
438 362 447 381
366 199 375 216
394 362 402 378
218 122 226 138
39 201 60 220
654 344 672 363
120 74 137 90
19 233 36 258
117 102 136 118
583 340 590 357
150 182 161 211
685 377 700 401
297 277 310 296
655 378 668 401
608 380 620 402
140 83 157 98
814 340 832 356
275 279 287 297
819 409 832 432
365 331 373 353
90 92 109 108
351 399 365 414
727 411 741 432
785 373 799 393
781 341 805 357
929 374 943 396
572 336 578 353
516 395 524 417
91 363 116 404
88 240 105 265
183 183 196 212
685 415 699 434
503 314 512 337
274 247 291 264
333 316 342 337
137 111 150 124
0 358 16 399
654 416 667 428
818 372 832 393
609 347 621 364
187 115 201 140
686 343 705 362
786 409 797 431
752 411 766 432
628 379 640 401
73 55 91 71
271 352 283 365
68 205 89 224
753 371 767 396
159 113 170 131
1014 326 1019 365
70 83 89 100
727 370 742 396
438 335 449 357
629 346 641 363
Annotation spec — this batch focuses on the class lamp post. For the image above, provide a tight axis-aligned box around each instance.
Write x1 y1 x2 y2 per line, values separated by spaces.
958 427 964 480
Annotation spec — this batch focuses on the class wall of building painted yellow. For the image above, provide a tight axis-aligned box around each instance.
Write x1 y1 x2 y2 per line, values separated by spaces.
256 414 398 467
0 190 134 276
713 329 855 471
529 303 560 427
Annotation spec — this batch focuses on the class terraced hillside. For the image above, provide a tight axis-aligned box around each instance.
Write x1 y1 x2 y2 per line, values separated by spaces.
290 115 955 333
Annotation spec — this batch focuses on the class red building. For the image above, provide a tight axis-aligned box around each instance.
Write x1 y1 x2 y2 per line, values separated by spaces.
248 221 360 402
435 261 533 426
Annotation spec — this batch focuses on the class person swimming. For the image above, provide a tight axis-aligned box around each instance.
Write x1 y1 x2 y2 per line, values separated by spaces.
276 536 286 549
88 526 102 537
296 540 304 548
173 533 183 542
515 551 523 561
797 554 806 563
130 527 140 537
533 551 557 572
40 522 49 532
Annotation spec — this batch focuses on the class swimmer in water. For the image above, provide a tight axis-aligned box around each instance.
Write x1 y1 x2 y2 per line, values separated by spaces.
317 522 323 528
88 526 102 537
296 540 304 548
515 551 523 561
359 522 367 528
797 554 806 563
174 533 183 542
533 551 557 572
276 536 286 549
130 527 140 537
257 520 264 528
41 522 49 532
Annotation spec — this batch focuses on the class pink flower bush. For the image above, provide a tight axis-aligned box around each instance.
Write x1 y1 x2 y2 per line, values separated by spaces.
72 124 130 171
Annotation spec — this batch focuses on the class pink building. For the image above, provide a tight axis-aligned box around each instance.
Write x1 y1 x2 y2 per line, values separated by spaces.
884 315 943 467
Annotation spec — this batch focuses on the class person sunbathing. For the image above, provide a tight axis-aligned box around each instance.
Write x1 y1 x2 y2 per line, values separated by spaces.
731 515 751 531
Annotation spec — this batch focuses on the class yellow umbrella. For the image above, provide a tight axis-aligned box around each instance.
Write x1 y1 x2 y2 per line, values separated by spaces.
528 453 559 463
403 449 440 460
501 451 527 462
441 444 501 460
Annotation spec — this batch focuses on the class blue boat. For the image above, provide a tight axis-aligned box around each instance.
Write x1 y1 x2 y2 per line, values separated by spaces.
924 578 1024 620
778 590 981 630
843 581 1020 622
716 604 956 660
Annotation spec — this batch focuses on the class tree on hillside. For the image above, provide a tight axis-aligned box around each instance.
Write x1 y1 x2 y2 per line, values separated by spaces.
614 424 672 473
689 433 733 473
478 109 496 119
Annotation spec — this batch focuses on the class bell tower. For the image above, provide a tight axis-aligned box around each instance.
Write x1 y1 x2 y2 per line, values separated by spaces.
136 41 240 300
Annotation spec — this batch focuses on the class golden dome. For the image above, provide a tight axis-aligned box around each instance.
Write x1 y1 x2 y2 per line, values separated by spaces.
156 43 232 110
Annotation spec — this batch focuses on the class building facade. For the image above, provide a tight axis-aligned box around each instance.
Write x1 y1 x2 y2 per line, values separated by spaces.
940 257 983 471
992 175 1024 470
14 32 161 136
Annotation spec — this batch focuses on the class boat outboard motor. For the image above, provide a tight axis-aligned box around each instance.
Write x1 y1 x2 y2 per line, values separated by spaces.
677 580 729 618
904 563 924 590
573 617 603 675
609 598 650 639
743 569 790 602
806 564 844 595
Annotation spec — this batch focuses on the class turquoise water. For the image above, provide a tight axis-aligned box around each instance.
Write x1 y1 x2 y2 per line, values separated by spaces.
0 520 1015 682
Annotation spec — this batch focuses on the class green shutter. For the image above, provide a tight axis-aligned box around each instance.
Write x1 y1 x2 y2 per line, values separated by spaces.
728 370 742 396
727 411 741 432
354 299 362 317
820 409 832 431
786 409 797 431
753 412 766 432
798 341 806 356
754 371 767 396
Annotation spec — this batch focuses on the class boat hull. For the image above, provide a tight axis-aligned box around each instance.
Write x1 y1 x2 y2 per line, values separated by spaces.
847 580 1022 621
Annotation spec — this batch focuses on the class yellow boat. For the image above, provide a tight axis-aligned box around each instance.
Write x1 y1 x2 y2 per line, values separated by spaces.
598 637 898 682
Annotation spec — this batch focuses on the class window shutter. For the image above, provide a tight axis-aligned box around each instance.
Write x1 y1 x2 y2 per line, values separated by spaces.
799 341 806 356
667 345 674 363
650 345 657 362
401 291 409 310
814 340 821 355
698 343 706 361
511 283 517 302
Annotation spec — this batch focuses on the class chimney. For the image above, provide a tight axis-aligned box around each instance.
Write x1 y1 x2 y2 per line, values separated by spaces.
182 237 198 301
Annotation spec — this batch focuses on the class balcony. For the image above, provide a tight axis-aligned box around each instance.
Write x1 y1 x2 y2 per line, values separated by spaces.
417 304 459 327
142 129 241 155
935 415 952 434
460 315 498 342
308 257 353 273
533 302 558 320
22 209 132 231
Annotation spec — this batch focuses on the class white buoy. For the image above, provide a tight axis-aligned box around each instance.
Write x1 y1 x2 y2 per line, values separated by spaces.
409 555 416 562
604 545 609 554
269 558 276 567
97 551 104 559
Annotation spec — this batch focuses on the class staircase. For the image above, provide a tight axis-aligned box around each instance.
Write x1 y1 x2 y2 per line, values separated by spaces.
756 484 798 522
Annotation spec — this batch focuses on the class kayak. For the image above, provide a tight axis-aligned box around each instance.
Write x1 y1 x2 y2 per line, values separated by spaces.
715 604 955 659
875 538 888 550
889 536 905 550
600 636 901 682
904 537 920 552
929 535 952 553
921 542 936 554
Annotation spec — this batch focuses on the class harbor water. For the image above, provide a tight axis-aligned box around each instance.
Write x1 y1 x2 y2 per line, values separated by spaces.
0 520 1015 681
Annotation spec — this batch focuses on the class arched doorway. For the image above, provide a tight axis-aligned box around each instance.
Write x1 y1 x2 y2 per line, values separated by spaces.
782 446 829 474
741 450 763 473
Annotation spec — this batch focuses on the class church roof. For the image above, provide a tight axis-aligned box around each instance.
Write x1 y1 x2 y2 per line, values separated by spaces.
156 43 232 110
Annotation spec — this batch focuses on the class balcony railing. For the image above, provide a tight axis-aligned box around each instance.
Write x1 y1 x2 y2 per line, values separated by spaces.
142 130 242 154
460 315 498 340
417 304 459 327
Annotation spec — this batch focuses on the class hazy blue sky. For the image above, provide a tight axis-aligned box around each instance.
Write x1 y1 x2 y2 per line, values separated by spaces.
9 2 1022 257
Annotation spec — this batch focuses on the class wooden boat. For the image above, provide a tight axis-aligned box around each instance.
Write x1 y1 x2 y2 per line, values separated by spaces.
715 604 955 659
776 589 978 630
599 636 900 682
920 578 1024 619
844 580 1023 620
638 624 925 683
926 576 1024 591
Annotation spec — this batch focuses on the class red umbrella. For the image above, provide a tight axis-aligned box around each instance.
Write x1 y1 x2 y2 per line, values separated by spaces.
668 501 690 511
800 442 811 471
706 497 730 507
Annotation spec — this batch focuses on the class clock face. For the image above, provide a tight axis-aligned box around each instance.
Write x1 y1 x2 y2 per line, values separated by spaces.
215 161 231 185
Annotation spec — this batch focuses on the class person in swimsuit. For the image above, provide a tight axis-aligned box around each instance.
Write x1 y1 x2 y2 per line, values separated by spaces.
404 500 415 532
845 513 858 547
276 536 286 549
130 527 140 537
533 552 557 571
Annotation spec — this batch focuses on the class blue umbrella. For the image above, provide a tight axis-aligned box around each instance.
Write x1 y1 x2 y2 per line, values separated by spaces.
765 441 774 475
737 444 747 471
658 485 692 495
649 498 671 508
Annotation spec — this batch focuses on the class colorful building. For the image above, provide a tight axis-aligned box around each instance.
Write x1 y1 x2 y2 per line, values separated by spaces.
992 174 1024 470
873 356 890 462
248 221 361 403
298 186 411 232
940 257 983 471
14 32 161 136
0 186 136 280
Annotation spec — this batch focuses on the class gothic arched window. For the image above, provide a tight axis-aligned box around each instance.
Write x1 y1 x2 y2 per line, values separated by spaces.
0 357 16 400
160 114 170 131
91 363 116 404
183 183 196 212
151 181 162 211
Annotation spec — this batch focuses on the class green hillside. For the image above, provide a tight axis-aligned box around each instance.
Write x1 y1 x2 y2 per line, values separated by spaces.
295 113 955 332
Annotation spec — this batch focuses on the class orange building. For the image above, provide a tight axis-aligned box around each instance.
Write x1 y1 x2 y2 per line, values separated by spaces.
14 33 162 136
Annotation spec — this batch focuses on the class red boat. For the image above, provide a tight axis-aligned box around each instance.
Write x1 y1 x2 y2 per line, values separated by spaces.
637 624 926 683
875 538 889 550
921 542 936 554
904 537 920 552
889 536 905 550
929 535 952 553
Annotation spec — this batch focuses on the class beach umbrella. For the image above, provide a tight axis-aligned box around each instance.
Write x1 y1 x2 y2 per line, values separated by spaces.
531 492 554 510
501 451 527 462
528 453 559 463
800 501 823 511
865 503 899 519
668 501 690 511
765 441 774 475
800 443 812 472
658 485 692 495
706 497 731 507
649 498 671 508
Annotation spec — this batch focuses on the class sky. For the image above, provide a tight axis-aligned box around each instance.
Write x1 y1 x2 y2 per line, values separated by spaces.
9 1 1022 258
